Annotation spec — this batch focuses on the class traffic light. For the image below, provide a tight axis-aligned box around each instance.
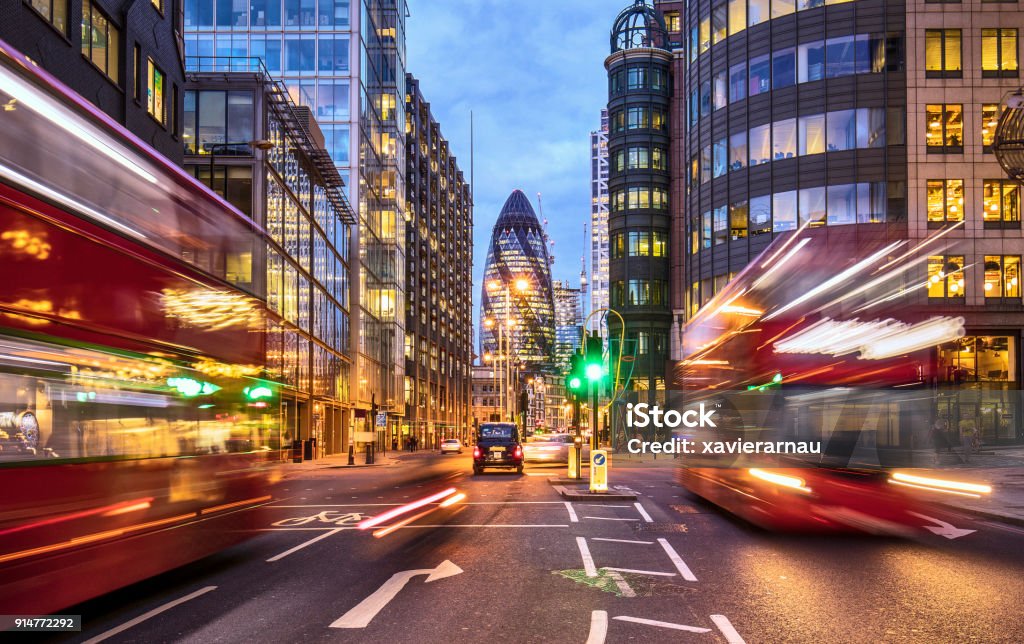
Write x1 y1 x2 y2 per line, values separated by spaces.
565 351 586 401
584 333 606 383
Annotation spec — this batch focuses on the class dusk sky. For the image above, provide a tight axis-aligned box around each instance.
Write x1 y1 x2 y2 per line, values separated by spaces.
406 0 625 306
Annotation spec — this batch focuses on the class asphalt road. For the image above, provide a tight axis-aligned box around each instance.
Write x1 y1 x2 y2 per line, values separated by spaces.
57 453 1024 643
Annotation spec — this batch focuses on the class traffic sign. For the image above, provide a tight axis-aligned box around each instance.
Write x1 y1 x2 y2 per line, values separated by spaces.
590 450 608 493
375 412 387 427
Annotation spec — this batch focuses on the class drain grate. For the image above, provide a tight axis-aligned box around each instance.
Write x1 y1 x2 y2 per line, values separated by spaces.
633 522 688 533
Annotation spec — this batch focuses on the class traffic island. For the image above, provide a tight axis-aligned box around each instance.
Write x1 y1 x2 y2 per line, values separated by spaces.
553 485 637 501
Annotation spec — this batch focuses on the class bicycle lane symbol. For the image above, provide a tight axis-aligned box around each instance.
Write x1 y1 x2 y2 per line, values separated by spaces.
272 511 371 528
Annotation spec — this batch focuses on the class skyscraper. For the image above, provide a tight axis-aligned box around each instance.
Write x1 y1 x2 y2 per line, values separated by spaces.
553 280 583 365
184 0 408 436
605 1 673 403
590 109 610 323
480 190 556 371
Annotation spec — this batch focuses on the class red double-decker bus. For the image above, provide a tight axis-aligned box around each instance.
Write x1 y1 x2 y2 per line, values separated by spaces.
672 225 991 533
0 40 283 612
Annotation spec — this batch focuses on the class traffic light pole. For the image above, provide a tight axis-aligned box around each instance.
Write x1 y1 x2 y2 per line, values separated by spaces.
572 398 582 480
591 380 599 451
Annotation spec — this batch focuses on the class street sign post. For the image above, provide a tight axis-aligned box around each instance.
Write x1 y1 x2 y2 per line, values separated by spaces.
375 412 387 427
590 450 608 493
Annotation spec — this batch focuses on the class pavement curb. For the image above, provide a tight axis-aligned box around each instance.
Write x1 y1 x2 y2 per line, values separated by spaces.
939 503 1024 528
553 484 638 501
548 477 590 485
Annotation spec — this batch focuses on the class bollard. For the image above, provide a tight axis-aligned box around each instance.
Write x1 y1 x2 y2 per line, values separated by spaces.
348 444 355 465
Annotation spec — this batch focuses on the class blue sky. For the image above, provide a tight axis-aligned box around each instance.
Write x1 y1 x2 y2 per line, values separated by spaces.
406 0 625 299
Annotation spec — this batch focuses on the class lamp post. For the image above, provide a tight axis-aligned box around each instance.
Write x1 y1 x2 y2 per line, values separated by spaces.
486 277 532 424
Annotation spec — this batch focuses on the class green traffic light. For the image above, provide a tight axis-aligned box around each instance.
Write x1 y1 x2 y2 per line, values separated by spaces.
585 363 604 381
568 376 582 391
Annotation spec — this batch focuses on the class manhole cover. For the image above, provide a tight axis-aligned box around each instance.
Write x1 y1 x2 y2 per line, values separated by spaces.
633 522 688 533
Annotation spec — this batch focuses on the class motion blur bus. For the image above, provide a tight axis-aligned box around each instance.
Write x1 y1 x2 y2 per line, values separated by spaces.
673 223 992 533
0 40 283 611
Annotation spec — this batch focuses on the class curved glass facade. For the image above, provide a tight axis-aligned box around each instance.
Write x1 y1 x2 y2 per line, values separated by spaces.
665 0 908 318
480 190 556 370
606 2 673 401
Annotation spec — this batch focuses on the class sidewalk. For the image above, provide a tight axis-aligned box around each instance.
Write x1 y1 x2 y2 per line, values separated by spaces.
279 447 443 475
921 447 1024 526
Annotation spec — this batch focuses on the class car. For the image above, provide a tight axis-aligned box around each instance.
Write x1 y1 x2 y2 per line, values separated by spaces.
473 422 524 474
440 438 463 454
522 433 590 464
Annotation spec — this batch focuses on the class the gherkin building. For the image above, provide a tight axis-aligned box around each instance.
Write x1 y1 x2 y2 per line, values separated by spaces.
480 190 556 369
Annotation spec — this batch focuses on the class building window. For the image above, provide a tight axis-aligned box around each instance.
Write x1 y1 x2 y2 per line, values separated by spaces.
748 0 769 27
799 113 825 155
147 59 165 123
729 62 746 102
27 0 67 34
700 16 711 54
925 104 963 153
984 256 1021 298
729 131 747 171
982 29 1018 78
133 44 141 101
982 104 1001 153
81 0 120 84
713 138 728 177
939 337 1015 384
664 11 680 32
773 191 798 231
711 3 727 45
713 205 728 245
926 179 964 225
983 180 1021 227
182 90 255 155
750 195 771 235
749 123 770 166
627 66 648 90
749 54 770 96
927 255 966 299
925 29 962 78
773 118 796 160
730 201 748 239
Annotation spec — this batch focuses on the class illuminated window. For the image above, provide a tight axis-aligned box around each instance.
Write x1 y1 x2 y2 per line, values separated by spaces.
750 195 771 235
925 104 963 153
939 336 1015 384
926 179 964 225
984 256 1021 298
983 180 1020 226
147 59 165 123
748 0 768 27
28 0 67 33
927 255 965 299
711 3 727 45
81 0 120 84
627 107 648 130
982 29 1018 77
730 201 748 239
728 0 745 36
713 206 728 245
700 16 710 54
982 104 1001 152
925 29 962 77
729 131 747 171
773 0 795 18
663 11 680 32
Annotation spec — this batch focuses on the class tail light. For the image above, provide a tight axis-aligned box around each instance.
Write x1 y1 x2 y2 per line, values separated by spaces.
473 446 481 459
513 445 523 459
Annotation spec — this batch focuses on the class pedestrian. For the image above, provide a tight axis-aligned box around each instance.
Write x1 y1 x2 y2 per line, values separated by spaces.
928 418 947 466
959 419 977 463
411 435 418 451
392 437 398 452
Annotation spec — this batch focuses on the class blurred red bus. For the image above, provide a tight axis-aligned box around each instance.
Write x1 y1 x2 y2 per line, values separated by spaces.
0 40 283 612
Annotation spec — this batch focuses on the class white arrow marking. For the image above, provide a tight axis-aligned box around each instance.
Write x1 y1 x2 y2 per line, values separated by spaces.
711 615 747 643
908 512 977 539
330 560 463 628
613 616 711 633
586 611 608 644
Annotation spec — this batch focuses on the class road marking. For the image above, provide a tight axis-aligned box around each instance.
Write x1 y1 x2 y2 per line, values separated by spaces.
82 586 217 644
612 616 711 633
330 560 463 628
576 537 598 577
634 502 654 523
564 501 579 523
658 538 697 581
266 528 343 562
266 501 565 507
606 570 636 598
585 516 637 521
908 511 977 539
586 610 608 644
592 537 653 545
603 567 675 577
380 524 569 529
711 615 747 643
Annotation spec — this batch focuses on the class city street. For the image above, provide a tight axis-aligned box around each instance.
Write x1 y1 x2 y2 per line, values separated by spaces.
61 455 1024 643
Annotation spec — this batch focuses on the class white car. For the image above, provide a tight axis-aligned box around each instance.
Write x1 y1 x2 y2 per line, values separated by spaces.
522 434 589 463
440 438 463 454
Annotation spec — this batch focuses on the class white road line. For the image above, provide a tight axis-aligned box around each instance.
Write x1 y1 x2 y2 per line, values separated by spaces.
658 538 697 581
591 537 653 545
82 586 217 644
255 527 359 532
266 528 342 562
584 516 637 521
384 524 570 528
711 615 747 643
603 567 676 577
606 570 636 598
266 502 565 507
586 610 608 644
576 537 598 577
612 616 711 633
564 501 579 523
634 502 654 523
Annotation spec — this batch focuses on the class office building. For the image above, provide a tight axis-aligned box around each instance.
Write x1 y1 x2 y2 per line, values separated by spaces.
591 108 611 323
